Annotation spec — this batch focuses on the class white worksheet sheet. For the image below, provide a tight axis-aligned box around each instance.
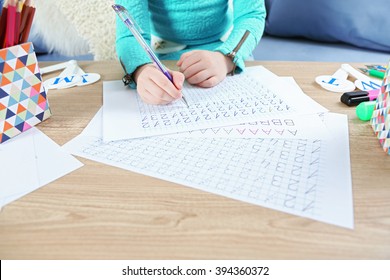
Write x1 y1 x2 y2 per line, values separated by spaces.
88 107 328 141
64 111 353 228
168 113 328 139
103 66 328 141
0 127 83 208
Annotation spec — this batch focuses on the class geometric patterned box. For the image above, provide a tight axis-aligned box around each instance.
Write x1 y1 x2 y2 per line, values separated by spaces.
0 42 51 144
370 60 390 155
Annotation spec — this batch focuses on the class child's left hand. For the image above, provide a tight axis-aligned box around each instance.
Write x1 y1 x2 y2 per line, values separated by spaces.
177 50 234 88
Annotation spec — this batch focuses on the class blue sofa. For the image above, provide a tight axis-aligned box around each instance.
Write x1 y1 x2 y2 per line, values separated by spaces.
253 35 389 63
23 0 390 63
254 0 389 63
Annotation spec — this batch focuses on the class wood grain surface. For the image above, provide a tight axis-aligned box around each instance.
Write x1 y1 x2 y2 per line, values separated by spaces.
0 61 389 259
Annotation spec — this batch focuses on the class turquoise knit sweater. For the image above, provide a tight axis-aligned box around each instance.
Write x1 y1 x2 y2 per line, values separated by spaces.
115 0 266 75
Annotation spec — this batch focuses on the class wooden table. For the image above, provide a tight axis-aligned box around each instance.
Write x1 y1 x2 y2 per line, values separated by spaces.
0 61 389 259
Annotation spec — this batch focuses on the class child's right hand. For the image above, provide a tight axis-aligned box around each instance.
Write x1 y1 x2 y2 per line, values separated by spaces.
134 64 185 105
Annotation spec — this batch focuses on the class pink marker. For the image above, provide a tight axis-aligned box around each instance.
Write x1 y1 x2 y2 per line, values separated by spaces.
340 86 386 106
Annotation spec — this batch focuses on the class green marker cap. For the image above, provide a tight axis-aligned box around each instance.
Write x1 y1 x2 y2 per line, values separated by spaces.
356 101 376 121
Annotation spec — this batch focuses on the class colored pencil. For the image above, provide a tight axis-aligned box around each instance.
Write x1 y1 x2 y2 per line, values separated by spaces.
19 0 34 43
13 0 23 45
0 0 9 48
5 0 16 48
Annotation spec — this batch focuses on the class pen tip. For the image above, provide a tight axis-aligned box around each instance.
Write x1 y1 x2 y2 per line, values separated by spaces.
181 96 189 108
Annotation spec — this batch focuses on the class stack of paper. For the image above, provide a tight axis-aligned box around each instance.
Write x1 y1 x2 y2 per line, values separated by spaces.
0 127 83 209
64 66 353 228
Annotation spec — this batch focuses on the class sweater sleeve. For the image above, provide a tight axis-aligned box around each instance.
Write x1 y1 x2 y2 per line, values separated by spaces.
115 0 153 75
215 0 266 73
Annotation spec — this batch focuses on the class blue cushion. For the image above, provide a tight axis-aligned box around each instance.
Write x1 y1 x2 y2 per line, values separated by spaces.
264 0 390 52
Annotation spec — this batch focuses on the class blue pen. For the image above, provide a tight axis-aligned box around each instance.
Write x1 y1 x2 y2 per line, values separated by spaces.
112 4 189 107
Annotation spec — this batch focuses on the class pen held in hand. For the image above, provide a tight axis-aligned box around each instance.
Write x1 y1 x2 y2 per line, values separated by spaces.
112 4 189 107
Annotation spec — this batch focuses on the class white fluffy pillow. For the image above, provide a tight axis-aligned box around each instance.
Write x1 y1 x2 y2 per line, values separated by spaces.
33 0 90 56
33 0 117 60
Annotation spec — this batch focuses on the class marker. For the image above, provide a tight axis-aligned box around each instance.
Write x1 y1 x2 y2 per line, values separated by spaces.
366 65 387 72
340 88 381 106
359 68 385 80
356 101 376 121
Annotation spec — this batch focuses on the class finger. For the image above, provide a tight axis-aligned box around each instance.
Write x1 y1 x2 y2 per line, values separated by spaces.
143 88 171 105
139 90 157 105
177 50 196 67
196 76 220 88
186 69 211 85
139 82 172 105
153 74 182 100
182 60 210 80
145 79 176 102
179 51 202 72
171 70 185 90
137 84 160 105
137 77 174 104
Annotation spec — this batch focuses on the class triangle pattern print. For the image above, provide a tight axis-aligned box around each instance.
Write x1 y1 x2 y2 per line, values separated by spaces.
370 60 390 155
0 43 51 144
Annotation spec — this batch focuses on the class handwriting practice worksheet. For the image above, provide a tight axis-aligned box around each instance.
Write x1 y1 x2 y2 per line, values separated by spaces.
65 111 353 228
167 114 328 139
103 67 327 141
65 69 352 228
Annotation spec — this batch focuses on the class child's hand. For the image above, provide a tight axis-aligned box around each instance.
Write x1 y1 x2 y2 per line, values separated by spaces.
177 50 234 87
134 64 185 105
